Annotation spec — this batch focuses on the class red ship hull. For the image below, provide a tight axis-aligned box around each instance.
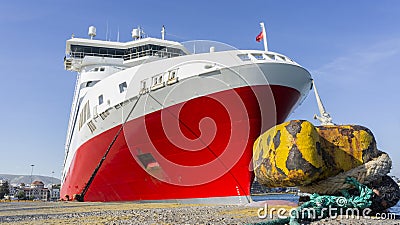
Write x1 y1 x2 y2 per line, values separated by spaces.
61 84 300 202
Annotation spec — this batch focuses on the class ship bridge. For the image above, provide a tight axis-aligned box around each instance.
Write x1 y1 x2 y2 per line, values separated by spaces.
64 28 191 72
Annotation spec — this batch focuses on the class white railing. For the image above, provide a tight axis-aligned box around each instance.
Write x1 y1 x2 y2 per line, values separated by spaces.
237 52 295 63
66 49 184 61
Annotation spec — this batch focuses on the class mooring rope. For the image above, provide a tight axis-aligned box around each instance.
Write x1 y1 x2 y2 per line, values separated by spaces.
250 177 374 225
299 152 392 194
76 94 143 201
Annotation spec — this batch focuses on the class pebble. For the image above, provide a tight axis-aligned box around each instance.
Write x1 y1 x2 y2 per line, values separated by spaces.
0 201 398 224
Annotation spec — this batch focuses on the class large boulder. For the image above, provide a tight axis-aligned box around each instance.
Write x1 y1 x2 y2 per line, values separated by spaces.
253 120 380 187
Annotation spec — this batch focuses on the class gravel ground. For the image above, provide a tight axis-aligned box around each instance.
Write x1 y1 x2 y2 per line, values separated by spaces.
0 201 398 225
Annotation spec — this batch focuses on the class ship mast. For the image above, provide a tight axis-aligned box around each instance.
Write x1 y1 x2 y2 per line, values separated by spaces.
260 22 268 52
313 80 334 125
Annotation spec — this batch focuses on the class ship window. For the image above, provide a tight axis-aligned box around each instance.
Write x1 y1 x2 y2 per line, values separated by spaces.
169 71 176 79
265 54 275 60
86 81 94 87
84 80 99 88
237 54 250 61
276 55 286 61
141 80 147 89
140 80 148 93
152 75 164 85
119 82 127 93
100 67 105 72
98 95 104 105
78 101 91 130
252 53 264 60
94 67 99 72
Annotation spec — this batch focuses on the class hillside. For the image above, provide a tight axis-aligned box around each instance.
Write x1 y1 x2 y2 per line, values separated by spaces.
0 174 61 186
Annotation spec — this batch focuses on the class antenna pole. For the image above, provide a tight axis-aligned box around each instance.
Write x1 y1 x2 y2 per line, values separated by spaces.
161 25 165 40
117 26 120 42
109 26 111 41
106 20 109 41
260 22 268 52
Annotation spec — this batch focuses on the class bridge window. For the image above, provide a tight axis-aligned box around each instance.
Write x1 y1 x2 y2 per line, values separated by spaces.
70 44 186 61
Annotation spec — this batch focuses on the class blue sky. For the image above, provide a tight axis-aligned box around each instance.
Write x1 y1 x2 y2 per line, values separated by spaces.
0 1 399 178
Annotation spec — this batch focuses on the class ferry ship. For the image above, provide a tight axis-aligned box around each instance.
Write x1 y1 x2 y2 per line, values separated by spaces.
61 25 312 204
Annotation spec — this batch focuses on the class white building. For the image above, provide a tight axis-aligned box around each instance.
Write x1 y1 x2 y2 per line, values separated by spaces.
48 185 60 201
2 179 60 201
25 181 49 200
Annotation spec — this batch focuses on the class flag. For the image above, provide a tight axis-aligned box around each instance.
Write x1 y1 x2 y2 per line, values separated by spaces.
256 31 263 42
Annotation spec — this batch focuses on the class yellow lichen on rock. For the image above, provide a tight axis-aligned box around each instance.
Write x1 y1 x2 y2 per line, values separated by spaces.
295 121 325 169
253 120 326 187
316 125 378 174
253 120 380 187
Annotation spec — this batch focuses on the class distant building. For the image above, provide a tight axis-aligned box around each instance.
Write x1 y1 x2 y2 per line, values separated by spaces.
24 181 49 200
9 185 18 196
8 180 60 201
48 185 60 201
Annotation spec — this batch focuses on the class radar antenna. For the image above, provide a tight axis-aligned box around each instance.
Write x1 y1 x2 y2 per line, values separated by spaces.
132 26 143 40
88 26 96 40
